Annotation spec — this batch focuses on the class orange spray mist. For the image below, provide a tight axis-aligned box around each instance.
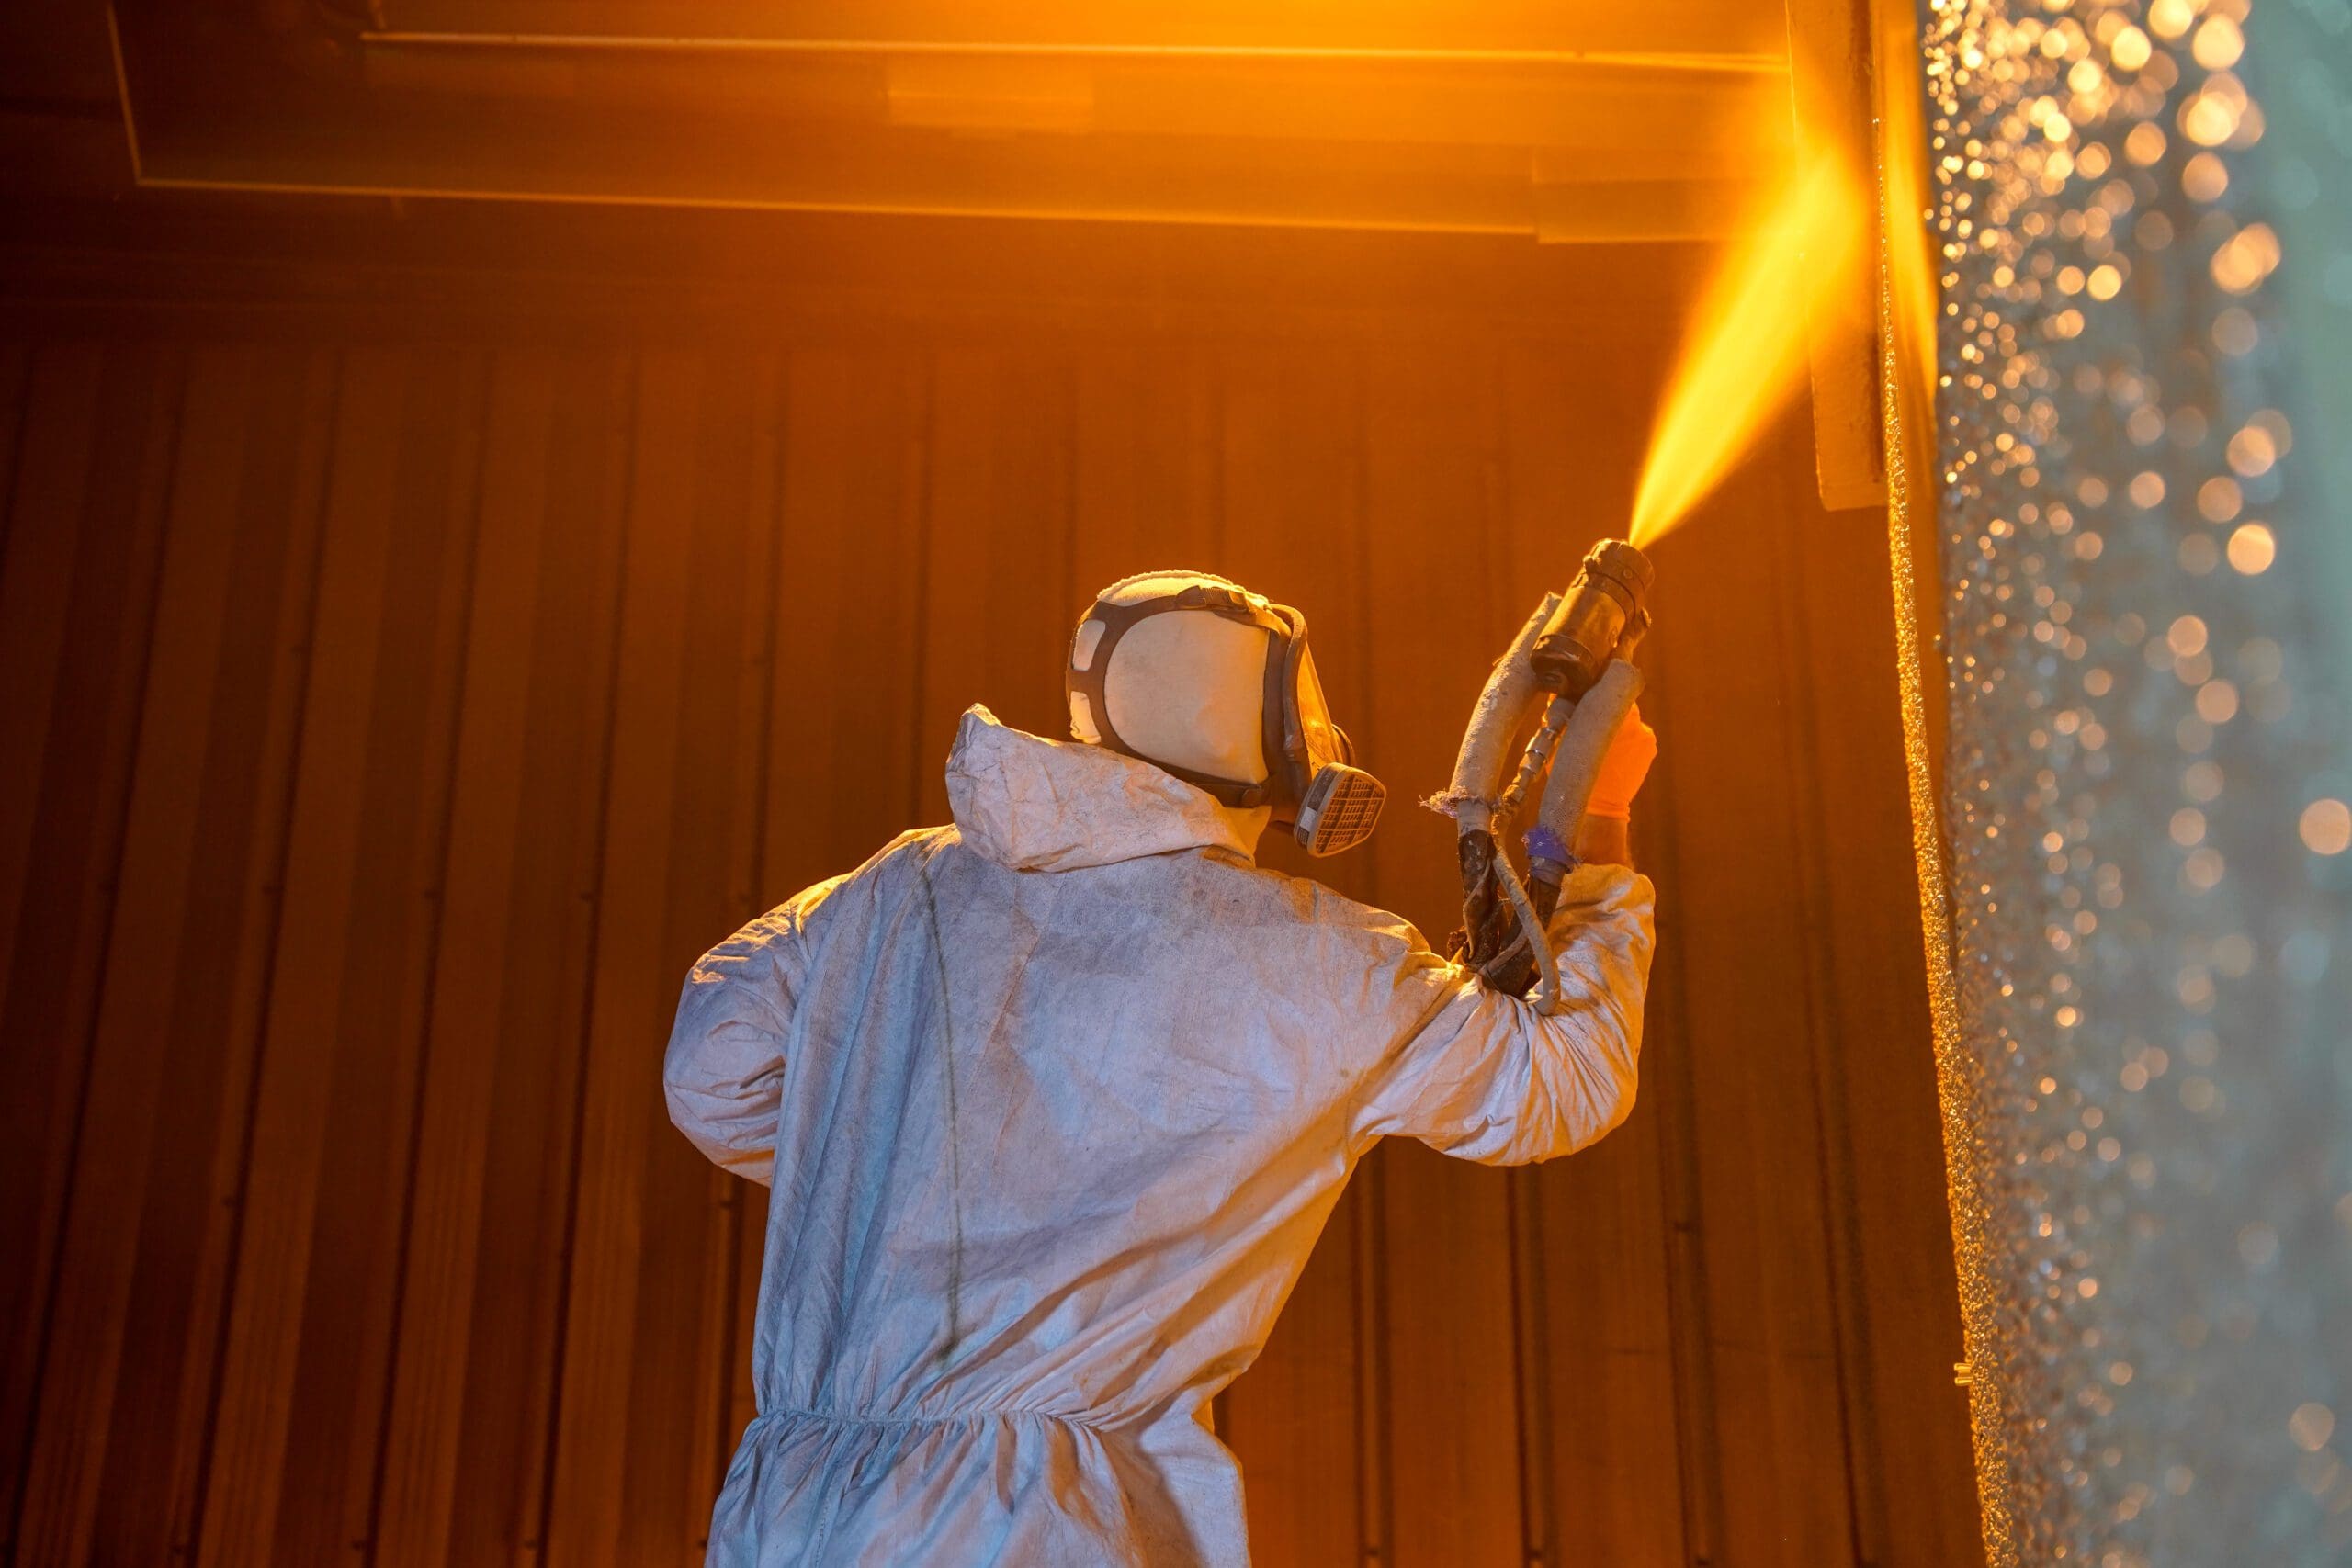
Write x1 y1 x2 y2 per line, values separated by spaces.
1453 145 1867 998
1521 150 1868 716
1626 152 1866 547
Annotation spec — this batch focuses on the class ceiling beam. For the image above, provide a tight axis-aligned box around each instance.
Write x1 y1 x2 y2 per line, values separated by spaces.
109 0 1791 242
374 1 1795 60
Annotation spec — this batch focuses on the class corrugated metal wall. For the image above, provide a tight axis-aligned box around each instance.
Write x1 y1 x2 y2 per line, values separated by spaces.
0 324 1979 1566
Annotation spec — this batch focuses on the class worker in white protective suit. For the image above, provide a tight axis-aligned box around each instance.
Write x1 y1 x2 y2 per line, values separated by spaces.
666 570 1658 1566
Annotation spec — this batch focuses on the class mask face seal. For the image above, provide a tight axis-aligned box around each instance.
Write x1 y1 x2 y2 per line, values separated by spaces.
1066 581 1385 855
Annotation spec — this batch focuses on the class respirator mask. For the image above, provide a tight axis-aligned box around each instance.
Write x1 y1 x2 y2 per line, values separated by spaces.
1065 575 1385 856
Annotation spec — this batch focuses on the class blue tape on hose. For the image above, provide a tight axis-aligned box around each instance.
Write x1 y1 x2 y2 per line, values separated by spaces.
1522 823 1572 866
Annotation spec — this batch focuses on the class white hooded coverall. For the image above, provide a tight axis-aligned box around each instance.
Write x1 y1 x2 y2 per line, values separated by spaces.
665 705 1656 1566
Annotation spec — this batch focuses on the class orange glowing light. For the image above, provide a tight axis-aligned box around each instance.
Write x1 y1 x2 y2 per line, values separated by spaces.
1626 151 1865 547
2302 798 2352 857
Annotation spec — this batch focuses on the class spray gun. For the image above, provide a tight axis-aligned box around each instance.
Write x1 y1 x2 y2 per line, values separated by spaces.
1437 539 1655 1006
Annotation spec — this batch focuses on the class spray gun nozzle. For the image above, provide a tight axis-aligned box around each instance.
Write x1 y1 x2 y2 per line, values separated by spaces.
1530 538 1654 698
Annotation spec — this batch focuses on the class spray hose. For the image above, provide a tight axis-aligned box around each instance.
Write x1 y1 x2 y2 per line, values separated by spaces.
1533 661 1644 876
1437 593 1558 840
1430 540 1653 1009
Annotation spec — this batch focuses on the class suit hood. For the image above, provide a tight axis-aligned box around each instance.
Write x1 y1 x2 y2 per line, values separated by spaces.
944 705 1258 872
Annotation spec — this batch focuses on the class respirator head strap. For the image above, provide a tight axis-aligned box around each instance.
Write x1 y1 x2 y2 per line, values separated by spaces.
1064 586 1283 809
1066 579 1383 852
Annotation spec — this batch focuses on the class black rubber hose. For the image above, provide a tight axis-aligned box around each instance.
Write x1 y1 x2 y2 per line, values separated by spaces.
1457 829 1514 967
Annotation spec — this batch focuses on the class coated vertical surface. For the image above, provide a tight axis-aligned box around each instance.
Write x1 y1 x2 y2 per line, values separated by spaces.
0 322 1976 1567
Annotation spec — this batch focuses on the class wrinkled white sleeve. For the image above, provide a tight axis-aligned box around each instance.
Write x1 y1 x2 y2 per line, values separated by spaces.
1352 863 1657 1166
664 875 846 1185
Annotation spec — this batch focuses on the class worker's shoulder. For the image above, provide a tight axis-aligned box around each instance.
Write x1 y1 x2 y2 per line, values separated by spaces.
849 828 1430 951
828 826 956 890
781 826 953 913
867 824 955 864
1191 849 1430 948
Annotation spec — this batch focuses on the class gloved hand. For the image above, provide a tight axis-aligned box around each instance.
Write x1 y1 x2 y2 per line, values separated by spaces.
1584 703 1657 822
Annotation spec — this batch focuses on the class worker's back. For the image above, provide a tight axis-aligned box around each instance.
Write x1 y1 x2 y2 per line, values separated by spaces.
666 705 1654 1565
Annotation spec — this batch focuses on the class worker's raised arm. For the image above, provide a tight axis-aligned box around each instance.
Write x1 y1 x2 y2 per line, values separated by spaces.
1351 863 1656 1166
663 874 846 1184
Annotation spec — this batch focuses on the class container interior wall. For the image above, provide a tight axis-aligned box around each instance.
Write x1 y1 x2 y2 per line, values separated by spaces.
0 264 1980 1566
